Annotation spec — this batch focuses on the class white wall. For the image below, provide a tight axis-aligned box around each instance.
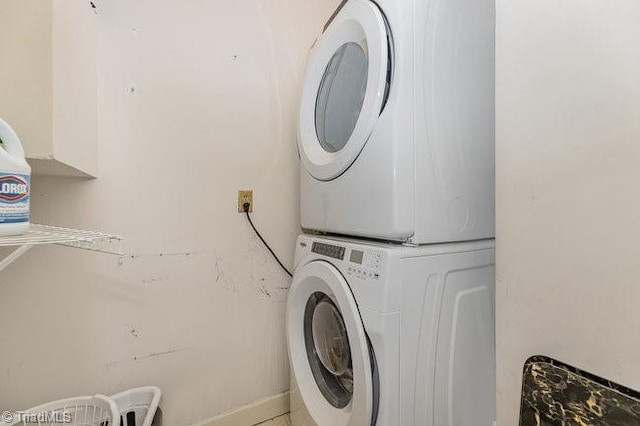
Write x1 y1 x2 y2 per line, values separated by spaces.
0 0 338 424
0 0 53 158
496 0 640 424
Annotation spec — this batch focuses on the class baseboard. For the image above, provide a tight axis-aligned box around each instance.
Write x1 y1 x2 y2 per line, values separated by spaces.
191 391 290 426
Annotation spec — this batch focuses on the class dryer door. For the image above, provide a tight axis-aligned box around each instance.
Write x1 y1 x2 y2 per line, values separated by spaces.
287 260 377 426
298 0 390 181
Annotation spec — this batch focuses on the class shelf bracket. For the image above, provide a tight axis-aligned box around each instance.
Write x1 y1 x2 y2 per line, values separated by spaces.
0 244 34 273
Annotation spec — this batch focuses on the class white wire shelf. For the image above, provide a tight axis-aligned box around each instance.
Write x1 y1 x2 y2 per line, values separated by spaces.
0 224 123 273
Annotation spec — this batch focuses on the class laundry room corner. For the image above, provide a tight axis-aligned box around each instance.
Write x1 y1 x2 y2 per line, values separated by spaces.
0 0 340 425
10 0 640 424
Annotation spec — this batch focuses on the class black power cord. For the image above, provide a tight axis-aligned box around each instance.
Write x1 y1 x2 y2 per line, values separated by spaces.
243 202 293 277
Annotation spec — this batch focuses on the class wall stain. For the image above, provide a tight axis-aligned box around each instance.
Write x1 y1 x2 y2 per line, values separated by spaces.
105 347 193 368
126 251 199 259
213 257 239 292
134 347 192 361
259 286 271 298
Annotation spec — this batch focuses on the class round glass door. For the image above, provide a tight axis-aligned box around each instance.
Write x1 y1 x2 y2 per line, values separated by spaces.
315 42 369 154
286 260 377 424
304 292 354 408
298 0 390 181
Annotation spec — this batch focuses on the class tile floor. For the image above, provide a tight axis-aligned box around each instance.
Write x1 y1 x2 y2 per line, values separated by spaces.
254 413 291 426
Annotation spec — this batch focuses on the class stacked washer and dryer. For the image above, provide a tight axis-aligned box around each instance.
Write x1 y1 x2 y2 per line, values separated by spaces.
287 0 495 424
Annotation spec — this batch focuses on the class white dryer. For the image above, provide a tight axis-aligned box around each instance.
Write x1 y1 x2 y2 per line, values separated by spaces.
298 0 495 243
286 235 496 426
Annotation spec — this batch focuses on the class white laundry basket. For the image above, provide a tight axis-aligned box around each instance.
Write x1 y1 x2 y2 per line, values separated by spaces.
110 387 161 426
0 394 119 426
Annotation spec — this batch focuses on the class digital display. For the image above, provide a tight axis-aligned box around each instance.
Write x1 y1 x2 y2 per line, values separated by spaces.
350 250 364 264
312 242 346 260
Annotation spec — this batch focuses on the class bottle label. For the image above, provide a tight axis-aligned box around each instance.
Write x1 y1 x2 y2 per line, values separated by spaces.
0 173 30 224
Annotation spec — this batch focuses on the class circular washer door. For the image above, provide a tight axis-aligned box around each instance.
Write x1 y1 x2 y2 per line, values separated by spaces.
287 260 376 425
298 0 390 181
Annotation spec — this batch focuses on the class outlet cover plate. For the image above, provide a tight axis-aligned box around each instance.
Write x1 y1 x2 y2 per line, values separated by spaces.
238 190 253 213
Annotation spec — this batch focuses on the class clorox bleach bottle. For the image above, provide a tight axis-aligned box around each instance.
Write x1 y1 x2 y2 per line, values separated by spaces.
0 118 31 236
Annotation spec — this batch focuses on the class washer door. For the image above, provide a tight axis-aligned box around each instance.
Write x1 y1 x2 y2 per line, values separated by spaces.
298 0 390 181
287 261 376 425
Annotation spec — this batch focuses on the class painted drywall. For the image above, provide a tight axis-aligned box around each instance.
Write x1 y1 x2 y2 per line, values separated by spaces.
0 0 339 424
496 0 640 423
0 0 98 177
0 0 53 158
51 0 99 176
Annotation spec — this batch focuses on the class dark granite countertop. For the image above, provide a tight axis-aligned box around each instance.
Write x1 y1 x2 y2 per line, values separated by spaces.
520 356 640 425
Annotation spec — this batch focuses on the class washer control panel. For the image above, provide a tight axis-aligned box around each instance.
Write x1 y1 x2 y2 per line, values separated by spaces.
311 241 346 260
301 238 385 282
346 249 383 281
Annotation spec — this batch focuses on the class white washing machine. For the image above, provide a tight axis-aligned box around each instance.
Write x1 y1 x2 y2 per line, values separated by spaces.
286 235 496 426
298 0 495 243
